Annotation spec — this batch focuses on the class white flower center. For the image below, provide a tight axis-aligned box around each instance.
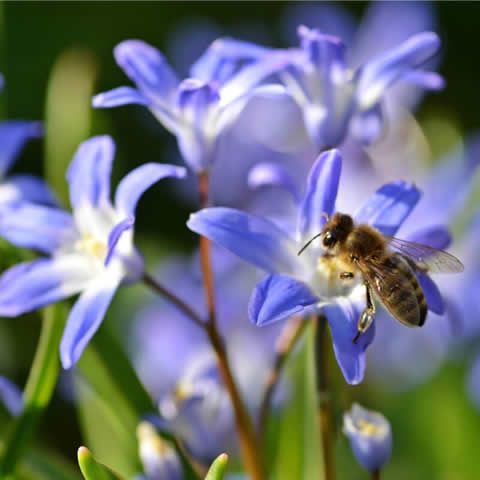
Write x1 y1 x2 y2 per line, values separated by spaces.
75 233 108 263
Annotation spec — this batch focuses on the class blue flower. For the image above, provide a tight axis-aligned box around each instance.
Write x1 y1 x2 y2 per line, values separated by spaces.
343 403 392 473
158 351 236 465
92 39 289 173
199 26 442 152
0 78 54 207
137 421 183 480
0 135 186 369
187 149 448 384
132 248 283 462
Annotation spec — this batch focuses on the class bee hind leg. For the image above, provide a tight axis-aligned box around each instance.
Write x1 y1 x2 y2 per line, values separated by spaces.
353 282 376 344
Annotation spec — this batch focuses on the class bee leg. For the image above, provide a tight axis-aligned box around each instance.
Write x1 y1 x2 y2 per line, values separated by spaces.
353 283 376 343
339 271 354 280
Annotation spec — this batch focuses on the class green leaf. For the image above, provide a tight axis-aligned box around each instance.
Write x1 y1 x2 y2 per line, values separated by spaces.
75 323 199 479
45 47 98 206
204 454 228 480
77 447 123 480
0 304 68 479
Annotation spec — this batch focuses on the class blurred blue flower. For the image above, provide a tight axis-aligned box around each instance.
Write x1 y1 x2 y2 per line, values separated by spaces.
132 248 283 463
136 421 183 480
0 78 53 207
187 149 447 384
92 39 289 173
0 135 186 369
197 25 442 153
343 403 392 473
0 376 23 417
282 1 439 113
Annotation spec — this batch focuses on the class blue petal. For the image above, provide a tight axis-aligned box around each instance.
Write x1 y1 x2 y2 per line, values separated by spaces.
0 259 81 317
114 40 179 104
281 2 356 47
0 377 23 416
191 37 268 83
248 162 301 204
323 298 375 385
403 70 445 90
0 121 43 178
349 103 383 145
354 181 421 236
407 225 451 250
187 207 299 274
105 216 135 266
60 279 120 369
115 163 186 217
350 0 436 68
5 175 56 205
298 149 342 241
67 136 114 210
356 32 441 109
417 272 444 315
220 50 291 106
0 203 74 254
92 86 152 108
298 25 346 71
249 274 318 326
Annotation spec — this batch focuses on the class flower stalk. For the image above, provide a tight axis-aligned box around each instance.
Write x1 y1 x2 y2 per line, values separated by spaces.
258 316 307 443
372 470 381 480
0 304 67 478
315 315 335 480
197 171 265 480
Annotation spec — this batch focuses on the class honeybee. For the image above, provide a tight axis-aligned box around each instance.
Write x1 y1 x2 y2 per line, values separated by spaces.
298 213 464 343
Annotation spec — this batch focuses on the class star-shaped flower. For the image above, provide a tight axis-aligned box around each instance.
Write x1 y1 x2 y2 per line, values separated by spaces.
187 149 447 384
0 135 186 369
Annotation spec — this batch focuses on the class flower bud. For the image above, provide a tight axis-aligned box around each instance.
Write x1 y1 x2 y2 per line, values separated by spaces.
137 421 183 480
343 403 392 472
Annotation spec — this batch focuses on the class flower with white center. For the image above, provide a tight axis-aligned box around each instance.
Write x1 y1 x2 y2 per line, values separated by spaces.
0 135 186 369
196 26 443 152
92 39 289 173
187 149 450 384
343 403 392 473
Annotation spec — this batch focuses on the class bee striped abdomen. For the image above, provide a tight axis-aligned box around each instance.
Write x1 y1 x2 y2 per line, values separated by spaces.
381 253 427 327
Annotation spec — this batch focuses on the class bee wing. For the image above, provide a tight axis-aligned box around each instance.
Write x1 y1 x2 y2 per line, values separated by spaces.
356 255 422 327
383 235 464 274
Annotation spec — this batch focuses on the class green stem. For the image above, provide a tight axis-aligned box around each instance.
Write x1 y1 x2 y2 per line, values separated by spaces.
315 315 335 480
258 316 307 444
0 303 67 479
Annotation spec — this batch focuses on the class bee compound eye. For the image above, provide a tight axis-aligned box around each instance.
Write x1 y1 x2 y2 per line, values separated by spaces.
323 231 335 247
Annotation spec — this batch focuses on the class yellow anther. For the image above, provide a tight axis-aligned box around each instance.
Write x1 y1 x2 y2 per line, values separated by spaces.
356 418 386 437
76 234 107 261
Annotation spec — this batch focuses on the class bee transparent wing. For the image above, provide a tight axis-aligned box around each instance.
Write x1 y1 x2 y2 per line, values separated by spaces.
383 236 464 274
356 255 422 327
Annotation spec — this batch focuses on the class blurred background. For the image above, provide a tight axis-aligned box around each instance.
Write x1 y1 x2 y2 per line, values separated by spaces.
1 1 480 479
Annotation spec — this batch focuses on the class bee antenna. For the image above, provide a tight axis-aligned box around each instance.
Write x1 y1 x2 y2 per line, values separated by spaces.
297 232 323 256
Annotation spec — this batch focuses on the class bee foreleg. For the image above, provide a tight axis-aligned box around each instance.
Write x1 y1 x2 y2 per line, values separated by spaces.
353 282 376 343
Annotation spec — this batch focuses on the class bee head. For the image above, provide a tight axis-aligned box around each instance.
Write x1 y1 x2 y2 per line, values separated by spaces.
322 213 353 250
297 213 354 256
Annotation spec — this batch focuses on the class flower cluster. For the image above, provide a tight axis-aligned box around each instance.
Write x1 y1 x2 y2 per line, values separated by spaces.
0 3 474 480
